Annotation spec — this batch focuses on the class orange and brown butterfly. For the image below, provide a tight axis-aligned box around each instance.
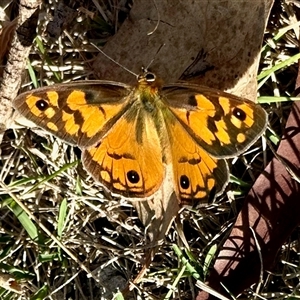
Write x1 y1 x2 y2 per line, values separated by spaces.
13 71 267 206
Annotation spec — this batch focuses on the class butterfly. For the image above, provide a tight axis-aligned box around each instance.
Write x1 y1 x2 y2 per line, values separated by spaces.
13 71 267 206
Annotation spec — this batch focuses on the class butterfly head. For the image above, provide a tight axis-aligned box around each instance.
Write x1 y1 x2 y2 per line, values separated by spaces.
137 71 163 92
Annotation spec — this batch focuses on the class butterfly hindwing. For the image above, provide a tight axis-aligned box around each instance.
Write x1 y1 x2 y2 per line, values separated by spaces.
162 107 229 205
82 103 164 198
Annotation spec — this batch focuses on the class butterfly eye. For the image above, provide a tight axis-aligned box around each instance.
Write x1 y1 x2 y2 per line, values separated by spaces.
127 170 140 184
180 175 190 189
145 72 156 82
233 107 246 121
35 99 49 111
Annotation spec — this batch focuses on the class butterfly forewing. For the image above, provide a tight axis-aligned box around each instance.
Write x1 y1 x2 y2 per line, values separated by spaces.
13 81 133 147
162 84 267 158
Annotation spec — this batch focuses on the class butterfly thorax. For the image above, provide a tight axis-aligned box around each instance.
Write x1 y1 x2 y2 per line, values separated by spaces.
135 71 164 113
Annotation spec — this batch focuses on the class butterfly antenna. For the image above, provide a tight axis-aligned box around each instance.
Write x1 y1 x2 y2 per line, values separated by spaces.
91 43 138 77
144 43 165 71
147 0 160 36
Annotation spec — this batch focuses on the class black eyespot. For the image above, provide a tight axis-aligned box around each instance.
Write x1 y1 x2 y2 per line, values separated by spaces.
127 170 140 184
145 72 156 82
233 107 246 121
180 175 190 190
36 99 49 111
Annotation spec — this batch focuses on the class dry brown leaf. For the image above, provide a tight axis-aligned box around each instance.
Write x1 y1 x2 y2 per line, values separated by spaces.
92 1 273 287
197 100 300 300
0 272 22 294
92 0 273 242
93 0 272 98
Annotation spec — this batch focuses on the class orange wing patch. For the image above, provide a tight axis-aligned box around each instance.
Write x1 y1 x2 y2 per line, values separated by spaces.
164 87 267 157
165 113 228 205
82 109 164 198
15 84 132 147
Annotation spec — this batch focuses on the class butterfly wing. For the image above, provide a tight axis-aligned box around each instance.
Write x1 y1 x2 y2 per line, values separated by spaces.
159 83 267 205
162 83 267 158
13 81 133 147
162 108 229 205
82 103 164 198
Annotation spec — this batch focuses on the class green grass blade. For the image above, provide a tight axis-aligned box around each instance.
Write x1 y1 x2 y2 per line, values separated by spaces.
57 198 67 238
